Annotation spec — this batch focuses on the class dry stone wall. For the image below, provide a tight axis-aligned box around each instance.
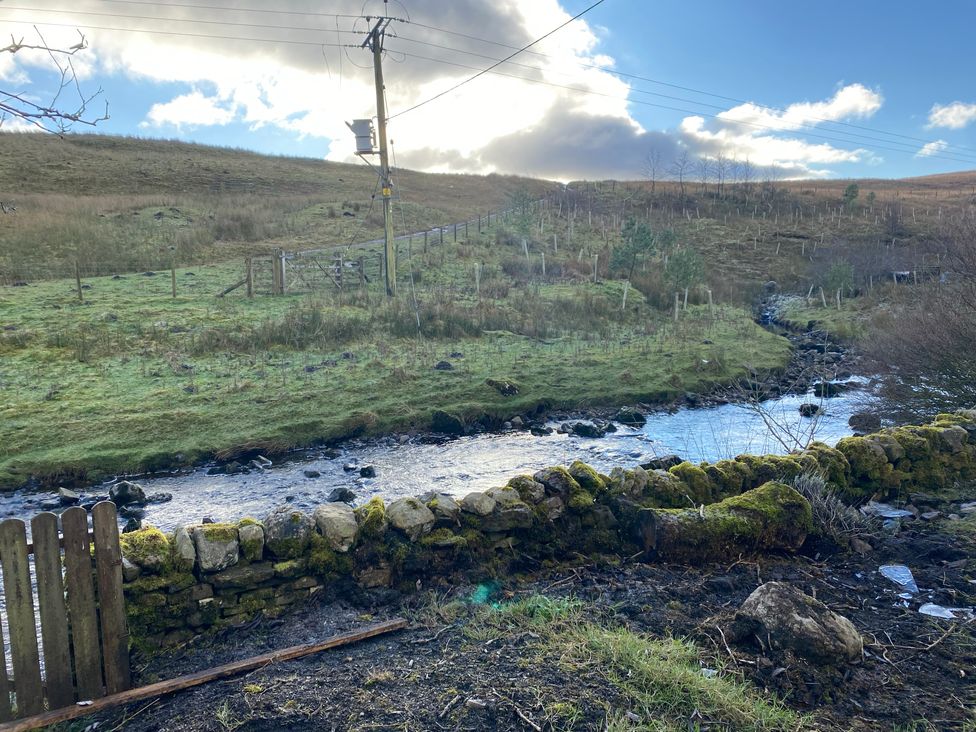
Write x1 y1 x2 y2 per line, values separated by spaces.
119 410 976 647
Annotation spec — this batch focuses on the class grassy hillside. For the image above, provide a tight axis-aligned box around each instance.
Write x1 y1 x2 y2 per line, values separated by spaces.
0 133 551 282
2 133 973 487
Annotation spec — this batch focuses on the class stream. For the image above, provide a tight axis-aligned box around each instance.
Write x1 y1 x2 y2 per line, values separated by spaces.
0 379 878 534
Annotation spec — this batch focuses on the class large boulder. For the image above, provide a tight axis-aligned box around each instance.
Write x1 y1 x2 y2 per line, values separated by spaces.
109 480 147 507
190 524 239 573
263 506 315 559
736 582 863 663
507 476 545 504
386 497 436 541
313 503 359 552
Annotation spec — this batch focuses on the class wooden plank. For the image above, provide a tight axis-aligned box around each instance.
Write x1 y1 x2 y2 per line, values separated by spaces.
30 512 74 710
0 576 13 722
0 519 44 717
61 507 104 701
91 502 130 695
0 618 408 732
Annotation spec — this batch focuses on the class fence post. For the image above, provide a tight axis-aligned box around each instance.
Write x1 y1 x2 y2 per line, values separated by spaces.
245 258 253 298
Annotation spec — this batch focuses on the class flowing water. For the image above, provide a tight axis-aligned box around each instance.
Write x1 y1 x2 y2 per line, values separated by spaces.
0 379 878 533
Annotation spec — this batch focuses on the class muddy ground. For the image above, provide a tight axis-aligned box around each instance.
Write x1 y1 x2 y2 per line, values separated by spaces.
79 518 974 732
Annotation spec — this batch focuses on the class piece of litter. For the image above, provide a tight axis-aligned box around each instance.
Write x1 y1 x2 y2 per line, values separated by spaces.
919 603 975 620
701 668 718 678
863 502 914 519
880 565 919 594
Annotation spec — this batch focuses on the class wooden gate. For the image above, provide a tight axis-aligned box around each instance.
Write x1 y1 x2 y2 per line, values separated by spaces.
0 502 130 721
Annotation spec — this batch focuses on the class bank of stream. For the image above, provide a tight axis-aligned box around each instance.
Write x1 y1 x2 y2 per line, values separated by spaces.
0 379 876 533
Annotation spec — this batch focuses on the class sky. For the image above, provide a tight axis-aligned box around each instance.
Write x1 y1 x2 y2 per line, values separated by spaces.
1 0 975 182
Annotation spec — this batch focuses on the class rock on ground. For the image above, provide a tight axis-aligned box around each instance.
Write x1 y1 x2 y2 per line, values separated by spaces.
735 581 863 663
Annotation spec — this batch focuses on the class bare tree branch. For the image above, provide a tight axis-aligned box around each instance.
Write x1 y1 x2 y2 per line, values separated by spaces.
0 27 108 134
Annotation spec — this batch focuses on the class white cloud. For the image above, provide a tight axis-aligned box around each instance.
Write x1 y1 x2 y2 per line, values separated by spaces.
927 101 976 129
142 90 236 129
0 2 889 179
675 84 883 178
916 139 949 158
715 83 883 134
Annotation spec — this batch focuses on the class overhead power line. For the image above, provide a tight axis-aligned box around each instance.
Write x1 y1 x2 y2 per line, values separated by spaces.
0 15 361 48
396 18 976 158
385 49 976 166
0 5 365 37
387 34 976 161
386 0 607 121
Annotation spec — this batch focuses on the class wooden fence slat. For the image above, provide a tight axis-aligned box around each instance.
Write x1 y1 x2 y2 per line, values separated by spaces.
91 503 130 695
30 513 74 710
0 520 44 717
61 508 104 701
0 582 12 722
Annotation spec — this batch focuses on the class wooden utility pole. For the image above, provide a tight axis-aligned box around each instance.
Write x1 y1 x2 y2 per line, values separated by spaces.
364 17 396 297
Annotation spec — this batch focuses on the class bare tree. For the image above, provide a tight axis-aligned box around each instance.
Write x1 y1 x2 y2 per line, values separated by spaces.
740 157 754 196
694 157 711 195
669 149 691 198
1 27 108 134
714 153 729 198
643 148 662 195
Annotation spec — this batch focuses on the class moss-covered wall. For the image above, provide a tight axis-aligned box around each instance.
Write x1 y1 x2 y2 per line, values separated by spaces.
119 410 976 647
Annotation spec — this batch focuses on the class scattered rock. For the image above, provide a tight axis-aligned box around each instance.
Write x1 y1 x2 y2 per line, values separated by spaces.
386 497 436 541
146 492 173 504
614 408 646 427
849 537 873 556
313 503 359 552
328 487 357 503
109 480 147 507
735 581 863 663
123 518 142 533
640 455 682 471
485 378 518 396
849 412 882 433
813 381 856 398
303 470 322 479
510 416 524 429
571 422 605 439
433 361 454 371
58 487 80 506
343 462 359 472
263 506 315 559
359 465 377 478
799 403 822 418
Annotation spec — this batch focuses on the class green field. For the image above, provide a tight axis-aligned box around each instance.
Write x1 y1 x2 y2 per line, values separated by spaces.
0 253 790 489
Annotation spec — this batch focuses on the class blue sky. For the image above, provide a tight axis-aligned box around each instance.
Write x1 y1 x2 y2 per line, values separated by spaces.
2 0 974 180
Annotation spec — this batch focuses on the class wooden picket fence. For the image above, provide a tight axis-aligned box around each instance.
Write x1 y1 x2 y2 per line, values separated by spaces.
0 502 130 722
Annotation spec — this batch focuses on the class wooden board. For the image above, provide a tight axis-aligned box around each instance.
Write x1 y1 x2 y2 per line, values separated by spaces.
0 618 408 732
61 507 104 701
0 574 12 723
29 512 74 710
0 519 44 717
91 502 130 694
